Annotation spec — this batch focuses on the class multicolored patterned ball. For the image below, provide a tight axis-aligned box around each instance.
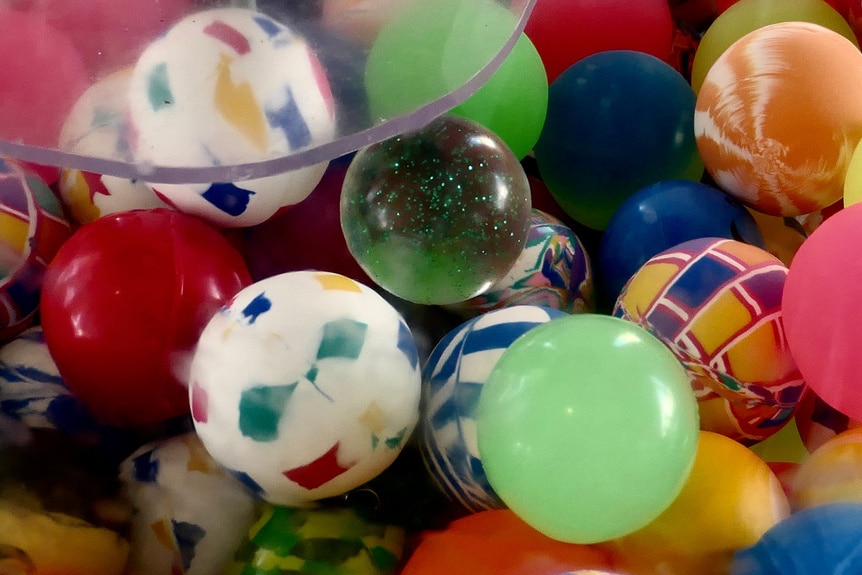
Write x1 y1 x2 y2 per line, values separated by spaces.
420 305 567 512
224 504 405 575
450 210 593 315
58 68 172 225
127 7 336 227
0 159 71 341
119 433 258 575
190 271 421 507
613 238 803 443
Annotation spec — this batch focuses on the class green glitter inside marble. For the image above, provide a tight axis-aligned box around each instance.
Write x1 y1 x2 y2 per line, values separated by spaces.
341 114 531 305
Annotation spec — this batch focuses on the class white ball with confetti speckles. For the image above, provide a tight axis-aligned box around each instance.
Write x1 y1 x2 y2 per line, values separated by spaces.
120 433 258 575
189 270 421 507
127 7 336 227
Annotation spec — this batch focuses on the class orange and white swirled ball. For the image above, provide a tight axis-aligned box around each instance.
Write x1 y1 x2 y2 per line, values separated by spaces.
613 238 803 443
694 21 862 216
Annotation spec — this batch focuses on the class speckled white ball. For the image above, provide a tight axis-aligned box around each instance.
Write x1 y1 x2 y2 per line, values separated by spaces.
58 68 172 224
189 271 421 506
127 8 336 227
119 433 258 575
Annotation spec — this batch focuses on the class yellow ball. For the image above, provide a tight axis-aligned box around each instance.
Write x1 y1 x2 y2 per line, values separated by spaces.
619 431 790 556
691 0 858 93
0 501 129 575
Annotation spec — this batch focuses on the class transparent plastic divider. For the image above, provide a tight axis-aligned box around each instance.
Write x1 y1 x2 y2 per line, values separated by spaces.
0 0 535 184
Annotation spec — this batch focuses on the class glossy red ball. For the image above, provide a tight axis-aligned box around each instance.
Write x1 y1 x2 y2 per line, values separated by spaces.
40 209 252 428
524 0 674 84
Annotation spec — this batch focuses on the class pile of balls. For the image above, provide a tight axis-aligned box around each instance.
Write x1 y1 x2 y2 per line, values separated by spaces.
3 0 862 574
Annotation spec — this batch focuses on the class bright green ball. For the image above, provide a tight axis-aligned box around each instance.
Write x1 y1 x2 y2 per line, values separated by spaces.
364 0 548 159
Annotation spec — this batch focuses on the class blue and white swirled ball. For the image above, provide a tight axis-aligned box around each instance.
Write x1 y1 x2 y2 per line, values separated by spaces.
420 305 567 512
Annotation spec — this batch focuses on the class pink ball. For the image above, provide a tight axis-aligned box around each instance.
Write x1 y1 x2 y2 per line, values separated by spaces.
24 0 192 74
783 202 862 420
0 10 89 148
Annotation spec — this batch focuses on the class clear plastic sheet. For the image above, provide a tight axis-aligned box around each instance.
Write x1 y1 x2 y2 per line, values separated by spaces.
0 0 534 183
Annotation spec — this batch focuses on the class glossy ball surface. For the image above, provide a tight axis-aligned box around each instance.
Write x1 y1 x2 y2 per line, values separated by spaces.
534 50 703 230
119 433 257 575
0 10 89 148
58 68 171 225
790 427 862 510
477 314 699 543
782 202 862 421
341 114 531 305
0 327 103 440
690 0 857 93
732 502 862 575
524 0 674 84
364 0 548 160
452 210 593 315
599 180 763 305
0 160 71 341
40 209 251 427
127 7 336 227
618 431 789 560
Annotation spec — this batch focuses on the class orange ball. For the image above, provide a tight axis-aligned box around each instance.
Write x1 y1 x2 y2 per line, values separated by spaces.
612 432 789 560
791 427 862 509
400 509 614 575
695 22 862 216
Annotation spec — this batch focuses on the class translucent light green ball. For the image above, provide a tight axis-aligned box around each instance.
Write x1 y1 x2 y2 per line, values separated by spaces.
476 314 700 544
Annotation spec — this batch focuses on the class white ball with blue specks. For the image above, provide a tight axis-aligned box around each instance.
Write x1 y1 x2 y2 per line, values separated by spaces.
189 270 421 506
128 7 336 227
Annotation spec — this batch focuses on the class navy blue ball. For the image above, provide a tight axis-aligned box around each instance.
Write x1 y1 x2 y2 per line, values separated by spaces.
598 179 764 305
534 50 704 231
